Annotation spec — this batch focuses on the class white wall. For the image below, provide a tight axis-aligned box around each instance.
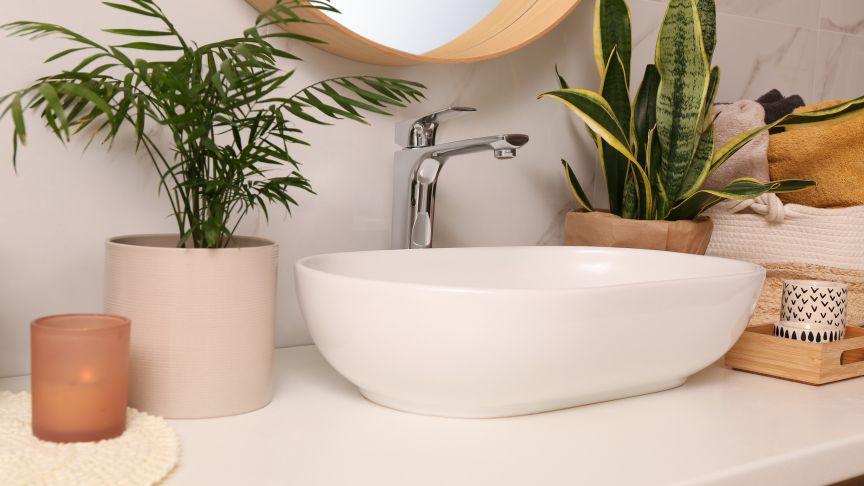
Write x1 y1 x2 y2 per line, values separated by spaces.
1 0 861 377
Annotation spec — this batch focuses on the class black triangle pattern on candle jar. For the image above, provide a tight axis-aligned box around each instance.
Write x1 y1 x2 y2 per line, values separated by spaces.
773 325 843 343
781 283 847 327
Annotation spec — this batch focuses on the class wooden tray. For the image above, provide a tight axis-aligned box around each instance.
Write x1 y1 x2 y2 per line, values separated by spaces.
725 324 864 385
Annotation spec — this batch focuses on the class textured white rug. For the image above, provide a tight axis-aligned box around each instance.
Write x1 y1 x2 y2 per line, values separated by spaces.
0 391 179 485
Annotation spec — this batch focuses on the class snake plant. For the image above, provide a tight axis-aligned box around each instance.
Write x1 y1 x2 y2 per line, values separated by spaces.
542 0 864 220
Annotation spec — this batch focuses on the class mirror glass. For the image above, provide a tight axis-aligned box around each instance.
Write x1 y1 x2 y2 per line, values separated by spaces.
321 0 501 55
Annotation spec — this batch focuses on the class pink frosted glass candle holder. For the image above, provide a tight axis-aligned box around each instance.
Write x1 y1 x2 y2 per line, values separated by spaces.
31 314 130 442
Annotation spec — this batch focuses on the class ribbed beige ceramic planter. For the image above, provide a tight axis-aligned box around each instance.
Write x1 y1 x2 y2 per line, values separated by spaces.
104 234 277 418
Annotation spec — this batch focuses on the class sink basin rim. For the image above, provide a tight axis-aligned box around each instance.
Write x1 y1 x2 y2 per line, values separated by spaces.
295 246 765 293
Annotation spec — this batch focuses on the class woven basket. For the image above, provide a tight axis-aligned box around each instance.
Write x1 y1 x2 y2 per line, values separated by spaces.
705 197 864 327
707 198 864 271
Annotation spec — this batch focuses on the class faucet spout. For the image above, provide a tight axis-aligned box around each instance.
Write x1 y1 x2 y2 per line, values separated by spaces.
391 120 529 249
429 134 529 159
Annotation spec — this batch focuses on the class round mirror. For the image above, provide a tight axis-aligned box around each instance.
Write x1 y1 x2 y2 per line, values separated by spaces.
246 0 583 66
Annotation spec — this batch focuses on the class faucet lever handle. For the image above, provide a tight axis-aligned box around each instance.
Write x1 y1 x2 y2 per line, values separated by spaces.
395 106 476 148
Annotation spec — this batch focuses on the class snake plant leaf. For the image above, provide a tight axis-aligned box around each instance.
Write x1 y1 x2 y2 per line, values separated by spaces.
677 124 714 200
623 156 654 218
599 141 630 215
556 65 599 145
646 128 668 218
555 65 569 89
696 0 717 61
602 48 632 140
620 147 654 218
667 178 815 220
599 48 633 214
593 0 632 79
633 63 660 159
645 126 659 182
655 0 711 203
775 95 864 127
701 66 720 129
652 179 669 219
621 168 640 219
540 88 636 163
562 159 594 211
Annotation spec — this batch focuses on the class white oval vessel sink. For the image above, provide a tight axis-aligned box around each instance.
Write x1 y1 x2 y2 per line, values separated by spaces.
295 246 765 418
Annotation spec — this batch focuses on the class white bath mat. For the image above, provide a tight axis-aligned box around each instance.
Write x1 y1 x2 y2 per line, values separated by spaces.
0 391 179 485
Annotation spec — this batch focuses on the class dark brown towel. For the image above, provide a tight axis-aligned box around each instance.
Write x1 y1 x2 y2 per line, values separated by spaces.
757 89 784 104
757 89 805 134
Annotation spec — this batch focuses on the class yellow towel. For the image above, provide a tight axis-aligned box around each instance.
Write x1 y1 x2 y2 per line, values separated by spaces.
768 100 864 208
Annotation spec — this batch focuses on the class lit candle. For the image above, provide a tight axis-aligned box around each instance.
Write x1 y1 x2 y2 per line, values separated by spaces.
31 314 130 442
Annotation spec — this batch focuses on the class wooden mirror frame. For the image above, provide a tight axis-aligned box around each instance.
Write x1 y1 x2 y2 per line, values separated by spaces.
246 0 583 66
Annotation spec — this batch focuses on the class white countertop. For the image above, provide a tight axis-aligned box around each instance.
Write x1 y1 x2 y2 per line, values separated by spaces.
3 345 864 485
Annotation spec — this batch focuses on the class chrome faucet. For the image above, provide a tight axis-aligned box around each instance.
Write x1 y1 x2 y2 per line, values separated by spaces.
391 107 529 249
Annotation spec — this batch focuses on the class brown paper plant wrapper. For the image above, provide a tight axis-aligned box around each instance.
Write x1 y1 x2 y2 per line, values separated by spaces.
564 210 714 255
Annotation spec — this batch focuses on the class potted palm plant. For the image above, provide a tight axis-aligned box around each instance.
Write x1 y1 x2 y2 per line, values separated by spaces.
1 0 425 418
542 0 864 254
